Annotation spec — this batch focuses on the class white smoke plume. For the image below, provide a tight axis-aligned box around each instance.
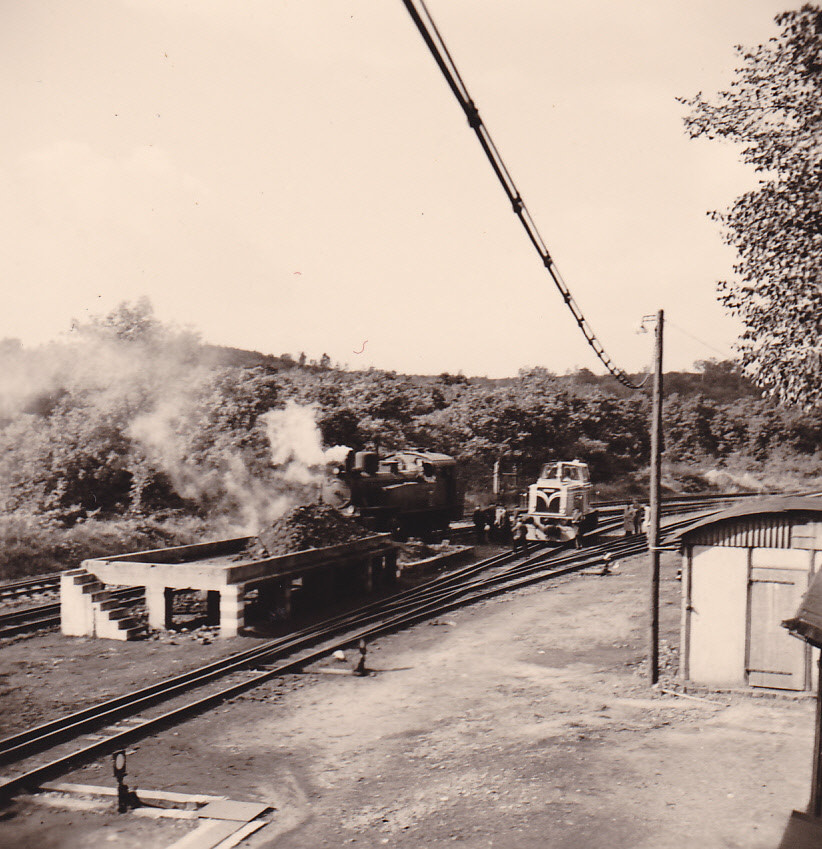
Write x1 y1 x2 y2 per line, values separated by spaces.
263 401 350 484
130 400 349 533
702 468 767 493
0 302 351 534
129 398 294 534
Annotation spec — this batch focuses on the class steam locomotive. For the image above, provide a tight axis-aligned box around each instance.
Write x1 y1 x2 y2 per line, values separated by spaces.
322 449 464 538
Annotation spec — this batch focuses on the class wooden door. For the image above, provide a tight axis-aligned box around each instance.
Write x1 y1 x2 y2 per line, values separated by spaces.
687 546 749 685
747 567 808 690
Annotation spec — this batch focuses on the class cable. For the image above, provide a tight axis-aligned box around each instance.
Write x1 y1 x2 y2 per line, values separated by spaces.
401 0 647 390
667 320 729 358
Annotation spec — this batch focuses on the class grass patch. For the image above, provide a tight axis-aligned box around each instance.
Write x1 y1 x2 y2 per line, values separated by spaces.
0 513 210 581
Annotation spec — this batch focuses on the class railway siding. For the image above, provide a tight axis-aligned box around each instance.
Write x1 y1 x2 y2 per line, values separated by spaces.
0 509 705 799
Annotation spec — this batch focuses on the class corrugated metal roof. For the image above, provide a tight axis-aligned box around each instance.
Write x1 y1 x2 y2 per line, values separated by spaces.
686 514 793 548
671 496 822 545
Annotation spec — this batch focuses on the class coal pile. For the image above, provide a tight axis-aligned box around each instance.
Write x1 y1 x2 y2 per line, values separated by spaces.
234 537 270 561
257 504 370 556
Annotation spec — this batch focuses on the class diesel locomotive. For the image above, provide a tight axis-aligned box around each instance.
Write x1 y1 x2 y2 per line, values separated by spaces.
322 449 464 538
520 459 599 543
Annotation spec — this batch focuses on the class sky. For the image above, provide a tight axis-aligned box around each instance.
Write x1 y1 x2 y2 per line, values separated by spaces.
0 0 794 377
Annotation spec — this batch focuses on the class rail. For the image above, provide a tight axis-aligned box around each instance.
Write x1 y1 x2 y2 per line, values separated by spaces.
0 587 145 640
0 506 709 798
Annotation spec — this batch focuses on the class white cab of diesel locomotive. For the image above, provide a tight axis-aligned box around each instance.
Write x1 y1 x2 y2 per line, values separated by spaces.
525 460 595 541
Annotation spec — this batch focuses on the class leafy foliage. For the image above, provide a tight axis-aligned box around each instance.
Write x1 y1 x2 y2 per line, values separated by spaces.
680 6 822 406
1 300 820 546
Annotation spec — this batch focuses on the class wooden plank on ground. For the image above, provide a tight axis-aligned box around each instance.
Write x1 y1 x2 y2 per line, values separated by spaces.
212 818 271 849
197 799 271 821
167 819 239 849
38 781 227 806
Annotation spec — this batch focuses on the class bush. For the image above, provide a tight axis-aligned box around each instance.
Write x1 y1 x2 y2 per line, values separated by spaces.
0 513 206 580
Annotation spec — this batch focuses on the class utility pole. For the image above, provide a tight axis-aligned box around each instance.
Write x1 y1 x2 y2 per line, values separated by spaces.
649 309 664 685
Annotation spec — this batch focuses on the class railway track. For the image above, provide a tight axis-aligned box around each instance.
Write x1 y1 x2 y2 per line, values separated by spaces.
0 489 784 639
0 575 60 601
0 587 145 640
0 501 698 638
0 492 770 601
0 490 791 631
0 506 709 799
593 490 781 519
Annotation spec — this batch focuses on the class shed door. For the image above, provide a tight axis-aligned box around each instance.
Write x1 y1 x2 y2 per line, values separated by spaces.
747 567 808 690
688 546 749 685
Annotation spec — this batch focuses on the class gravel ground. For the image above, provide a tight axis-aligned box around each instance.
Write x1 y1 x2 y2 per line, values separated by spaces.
0 546 815 848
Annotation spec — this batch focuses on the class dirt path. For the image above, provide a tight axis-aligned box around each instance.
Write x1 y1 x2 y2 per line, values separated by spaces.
2 548 815 848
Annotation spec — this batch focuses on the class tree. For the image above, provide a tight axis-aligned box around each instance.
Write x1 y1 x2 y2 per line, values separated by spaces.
680 6 822 407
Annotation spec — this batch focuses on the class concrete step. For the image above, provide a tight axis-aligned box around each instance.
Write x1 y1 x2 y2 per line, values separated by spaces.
90 590 111 603
81 581 105 595
99 618 142 639
62 569 88 578
71 573 98 586
107 609 134 623
97 598 122 612
97 624 136 641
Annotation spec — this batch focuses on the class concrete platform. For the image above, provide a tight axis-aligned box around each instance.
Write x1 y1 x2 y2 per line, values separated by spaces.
65 534 396 639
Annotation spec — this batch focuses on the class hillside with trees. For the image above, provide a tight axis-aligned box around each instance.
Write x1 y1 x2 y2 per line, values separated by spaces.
1 301 820 577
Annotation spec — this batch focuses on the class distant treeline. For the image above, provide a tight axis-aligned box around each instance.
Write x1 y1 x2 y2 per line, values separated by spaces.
0 303 819 526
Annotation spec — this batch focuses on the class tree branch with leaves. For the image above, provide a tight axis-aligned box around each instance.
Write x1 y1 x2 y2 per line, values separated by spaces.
680 4 822 407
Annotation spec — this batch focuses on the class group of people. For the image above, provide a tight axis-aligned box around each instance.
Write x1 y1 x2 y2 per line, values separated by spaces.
623 499 649 536
474 505 584 552
472 504 512 545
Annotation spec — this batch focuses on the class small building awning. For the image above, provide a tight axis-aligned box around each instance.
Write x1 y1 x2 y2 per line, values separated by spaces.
783 569 822 649
669 496 822 546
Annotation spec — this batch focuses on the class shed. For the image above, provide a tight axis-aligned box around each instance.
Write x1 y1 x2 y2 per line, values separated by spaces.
673 496 822 691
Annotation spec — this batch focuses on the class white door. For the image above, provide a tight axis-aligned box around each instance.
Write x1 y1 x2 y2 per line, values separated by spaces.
687 546 749 685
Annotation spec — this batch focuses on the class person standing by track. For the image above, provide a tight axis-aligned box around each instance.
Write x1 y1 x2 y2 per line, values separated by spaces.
512 515 528 553
493 504 510 544
570 508 584 549
631 499 643 535
623 503 634 536
473 506 487 544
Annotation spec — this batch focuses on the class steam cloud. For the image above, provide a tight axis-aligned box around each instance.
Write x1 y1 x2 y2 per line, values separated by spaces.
263 401 350 483
0 305 349 533
131 399 350 532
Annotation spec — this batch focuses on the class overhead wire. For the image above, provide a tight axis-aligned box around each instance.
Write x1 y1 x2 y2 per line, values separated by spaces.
666 319 730 358
401 0 648 390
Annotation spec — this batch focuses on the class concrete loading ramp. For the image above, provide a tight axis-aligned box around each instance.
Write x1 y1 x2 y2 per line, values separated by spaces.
62 534 396 639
